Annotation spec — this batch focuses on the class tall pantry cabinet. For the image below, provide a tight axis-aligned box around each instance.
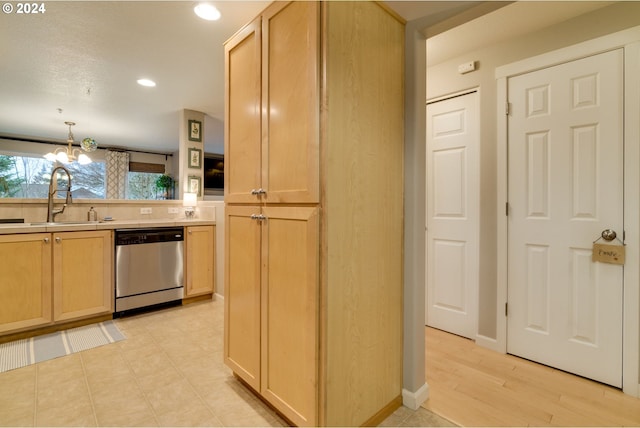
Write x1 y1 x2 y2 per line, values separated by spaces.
223 2 405 426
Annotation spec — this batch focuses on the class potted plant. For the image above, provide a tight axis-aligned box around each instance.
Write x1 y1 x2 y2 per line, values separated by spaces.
155 174 174 199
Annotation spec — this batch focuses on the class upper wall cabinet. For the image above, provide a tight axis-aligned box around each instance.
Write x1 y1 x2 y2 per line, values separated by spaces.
224 1 320 204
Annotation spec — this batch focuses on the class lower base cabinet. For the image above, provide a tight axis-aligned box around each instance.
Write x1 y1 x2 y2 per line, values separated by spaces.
185 225 216 297
53 230 113 322
0 233 52 334
225 205 319 426
0 230 113 336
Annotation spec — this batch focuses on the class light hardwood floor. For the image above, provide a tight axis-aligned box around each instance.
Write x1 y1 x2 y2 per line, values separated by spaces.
423 327 640 427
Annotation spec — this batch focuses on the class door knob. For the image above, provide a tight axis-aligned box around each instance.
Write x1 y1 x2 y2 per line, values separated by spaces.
601 229 617 241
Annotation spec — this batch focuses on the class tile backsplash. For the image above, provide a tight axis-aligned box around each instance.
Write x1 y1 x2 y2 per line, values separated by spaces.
0 200 218 223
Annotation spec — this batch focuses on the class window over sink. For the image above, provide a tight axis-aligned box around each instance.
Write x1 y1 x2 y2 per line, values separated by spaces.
0 154 105 199
0 140 175 200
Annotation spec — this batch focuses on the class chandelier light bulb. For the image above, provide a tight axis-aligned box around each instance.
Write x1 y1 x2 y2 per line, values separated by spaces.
77 153 92 165
56 151 69 163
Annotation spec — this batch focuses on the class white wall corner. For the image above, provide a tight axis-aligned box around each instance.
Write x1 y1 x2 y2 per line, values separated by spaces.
402 383 429 410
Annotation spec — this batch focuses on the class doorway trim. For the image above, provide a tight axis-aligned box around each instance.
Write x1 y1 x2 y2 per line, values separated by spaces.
495 26 640 396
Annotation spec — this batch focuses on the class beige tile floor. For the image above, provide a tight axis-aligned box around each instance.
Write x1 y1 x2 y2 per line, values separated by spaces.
0 299 450 427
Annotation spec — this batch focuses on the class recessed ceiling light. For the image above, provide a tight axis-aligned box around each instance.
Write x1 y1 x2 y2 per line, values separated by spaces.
137 78 156 87
194 3 221 21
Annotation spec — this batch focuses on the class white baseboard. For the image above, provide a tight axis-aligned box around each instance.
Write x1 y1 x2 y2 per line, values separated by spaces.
402 383 429 410
475 334 503 353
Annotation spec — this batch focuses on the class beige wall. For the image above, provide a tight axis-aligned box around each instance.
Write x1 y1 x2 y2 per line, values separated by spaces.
425 2 640 339
403 16 429 399
178 109 205 200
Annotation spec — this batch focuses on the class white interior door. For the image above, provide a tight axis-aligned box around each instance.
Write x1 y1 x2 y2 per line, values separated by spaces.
426 91 479 339
507 49 624 387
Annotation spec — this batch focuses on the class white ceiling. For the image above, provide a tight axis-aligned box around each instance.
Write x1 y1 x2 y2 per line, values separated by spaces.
0 1 270 155
0 1 607 156
0 1 489 155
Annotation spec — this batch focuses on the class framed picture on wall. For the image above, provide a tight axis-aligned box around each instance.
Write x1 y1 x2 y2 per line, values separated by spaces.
188 119 202 142
188 148 202 169
188 175 202 196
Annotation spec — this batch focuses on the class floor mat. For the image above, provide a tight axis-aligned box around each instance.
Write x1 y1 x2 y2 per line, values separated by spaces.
0 321 125 373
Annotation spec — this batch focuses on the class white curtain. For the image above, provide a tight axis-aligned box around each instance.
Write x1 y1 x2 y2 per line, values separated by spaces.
106 150 129 199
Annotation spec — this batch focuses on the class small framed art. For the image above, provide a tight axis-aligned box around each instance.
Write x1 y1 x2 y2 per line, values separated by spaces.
188 148 202 169
188 175 202 196
188 119 202 142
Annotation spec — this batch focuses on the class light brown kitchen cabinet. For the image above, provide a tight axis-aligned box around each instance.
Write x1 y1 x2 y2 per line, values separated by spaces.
224 1 404 427
0 233 52 334
224 206 261 390
224 17 261 204
224 1 319 205
53 230 113 322
0 230 113 336
184 225 215 297
225 205 319 424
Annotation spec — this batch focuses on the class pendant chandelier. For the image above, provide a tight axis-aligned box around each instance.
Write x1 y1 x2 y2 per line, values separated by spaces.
44 121 97 165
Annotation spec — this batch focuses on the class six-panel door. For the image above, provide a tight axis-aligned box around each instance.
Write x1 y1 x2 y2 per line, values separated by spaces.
507 49 624 387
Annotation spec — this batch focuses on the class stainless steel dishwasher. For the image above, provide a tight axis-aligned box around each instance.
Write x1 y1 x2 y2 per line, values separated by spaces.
114 227 184 315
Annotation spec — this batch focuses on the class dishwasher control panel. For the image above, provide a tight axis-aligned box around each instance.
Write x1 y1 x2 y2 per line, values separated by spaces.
115 227 184 245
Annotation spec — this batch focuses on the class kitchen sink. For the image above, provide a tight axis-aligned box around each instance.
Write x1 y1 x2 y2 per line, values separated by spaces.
29 221 100 226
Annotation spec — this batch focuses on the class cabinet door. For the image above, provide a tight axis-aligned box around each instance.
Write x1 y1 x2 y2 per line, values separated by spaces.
0 233 52 334
185 225 215 297
224 17 262 203
224 205 262 390
261 206 319 426
262 1 320 203
53 230 113 322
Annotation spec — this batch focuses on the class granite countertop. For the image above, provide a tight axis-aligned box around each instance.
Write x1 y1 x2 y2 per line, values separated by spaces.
0 219 215 235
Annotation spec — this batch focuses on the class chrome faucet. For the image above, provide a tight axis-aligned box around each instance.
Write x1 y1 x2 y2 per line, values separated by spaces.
47 166 73 222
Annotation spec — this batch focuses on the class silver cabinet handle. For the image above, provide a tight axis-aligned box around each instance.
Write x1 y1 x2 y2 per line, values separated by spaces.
250 188 267 195
250 214 266 221
43 237 50 243
55 237 61 243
